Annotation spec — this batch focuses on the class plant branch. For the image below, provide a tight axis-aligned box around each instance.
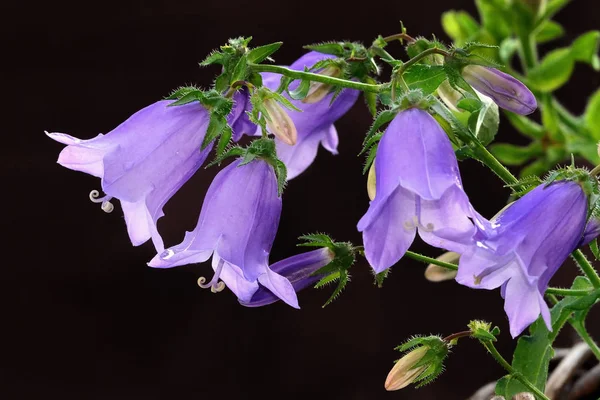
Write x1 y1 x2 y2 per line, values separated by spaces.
404 251 458 271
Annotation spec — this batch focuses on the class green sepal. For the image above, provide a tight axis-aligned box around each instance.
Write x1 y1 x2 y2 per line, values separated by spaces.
298 234 357 308
394 335 450 388
166 85 203 101
406 38 444 59
200 51 227 67
363 109 398 147
374 268 390 288
246 42 283 64
303 41 345 57
230 53 248 84
441 10 479 46
468 320 499 342
361 134 381 174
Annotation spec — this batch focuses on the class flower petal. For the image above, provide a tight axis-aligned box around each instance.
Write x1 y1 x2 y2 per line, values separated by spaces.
257 267 299 309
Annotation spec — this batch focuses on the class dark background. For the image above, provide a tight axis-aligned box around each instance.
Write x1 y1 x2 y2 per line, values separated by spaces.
3 0 599 399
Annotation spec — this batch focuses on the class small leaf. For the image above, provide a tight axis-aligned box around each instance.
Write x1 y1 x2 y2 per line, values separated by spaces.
403 65 447 95
475 0 511 41
490 143 543 165
200 51 226 66
169 90 203 106
535 20 565 43
504 112 545 139
457 98 482 113
571 31 600 70
216 125 232 156
246 42 283 63
202 114 228 150
585 89 600 139
303 42 345 56
364 109 397 145
288 79 311 100
527 48 574 93
230 54 248 84
468 94 499 146
406 38 436 59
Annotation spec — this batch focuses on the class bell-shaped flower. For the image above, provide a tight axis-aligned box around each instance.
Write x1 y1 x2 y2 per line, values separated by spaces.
462 65 537 115
47 95 252 251
240 248 334 307
455 181 588 337
260 51 360 179
357 108 485 273
580 215 600 246
148 158 299 308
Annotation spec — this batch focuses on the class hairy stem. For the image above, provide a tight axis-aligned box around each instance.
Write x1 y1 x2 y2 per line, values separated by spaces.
404 251 458 271
572 250 600 289
545 287 593 297
471 141 520 186
248 63 384 93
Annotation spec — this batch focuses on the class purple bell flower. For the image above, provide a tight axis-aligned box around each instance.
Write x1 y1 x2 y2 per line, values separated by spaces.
580 216 600 247
47 94 252 251
455 181 588 337
462 65 537 115
148 158 299 308
357 108 484 274
260 51 360 179
240 248 334 307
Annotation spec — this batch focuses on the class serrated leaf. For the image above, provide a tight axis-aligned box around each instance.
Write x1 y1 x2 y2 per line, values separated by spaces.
202 113 228 150
403 65 447 95
490 142 543 165
322 270 349 307
364 109 397 145
314 272 340 288
535 20 565 43
585 89 600 140
468 94 499 146
216 125 232 156
214 73 230 93
273 159 287 196
169 90 203 106
571 31 600 70
230 54 248 84
246 42 282 63
527 48 574 93
303 42 345 56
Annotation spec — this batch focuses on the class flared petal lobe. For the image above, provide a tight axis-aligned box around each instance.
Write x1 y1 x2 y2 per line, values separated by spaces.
240 248 334 307
462 65 537 115
47 100 212 250
260 51 359 179
149 159 281 280
456 181 587 337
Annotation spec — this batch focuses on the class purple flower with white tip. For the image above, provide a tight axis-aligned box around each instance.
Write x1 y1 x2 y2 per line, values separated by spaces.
455 181 588 337
462 65 537 115
240 248 334 307
47 95 252 251
261 51 360 179
148 158 299 308
357 108 484 273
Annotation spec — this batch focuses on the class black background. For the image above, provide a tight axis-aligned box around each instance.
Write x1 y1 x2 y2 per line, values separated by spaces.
4 0 600 399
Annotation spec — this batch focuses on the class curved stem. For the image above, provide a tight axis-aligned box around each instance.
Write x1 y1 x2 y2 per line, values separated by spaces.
248 63 384 93
398 47 451 75
481 340 550 400
545 287 593 297
443 330 471 343
404 251 458 271
572 250 600 289
381 32 415 43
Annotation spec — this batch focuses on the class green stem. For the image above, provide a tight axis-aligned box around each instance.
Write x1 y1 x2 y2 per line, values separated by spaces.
545 287 593 297
404 251 458 271
572 250 600 288
398 47 451 75
248 63 384 93
570 320 600 361
481 341 550 400
470 141 520 186
381 32 415 43
517 31 538 72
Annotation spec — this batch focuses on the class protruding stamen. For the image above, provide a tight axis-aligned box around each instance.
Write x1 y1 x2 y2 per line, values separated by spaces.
89 190 114 214
198 258 226 293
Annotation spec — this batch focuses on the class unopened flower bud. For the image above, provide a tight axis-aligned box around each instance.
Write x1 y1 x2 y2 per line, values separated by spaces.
512 393 535 400
302 65 342 104
385 347 428 391
436 80 463 112
424 252 459 282
263 98 298 145
462 65 537 115
367 162 376 201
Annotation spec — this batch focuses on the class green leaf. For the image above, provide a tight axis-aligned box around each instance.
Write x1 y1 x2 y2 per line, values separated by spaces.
475 0 511 41
363 76 379 117
202 114 228 150
527 48 574 92
288 79 311 100
364 109 397 145
200 51 226 66
215 125 232 156
230 54 248 84
504 112 545 139
405 38 437 59
468 95 499 146
499 38 519 65
441 10 480 46
303 42 345 56
585 89 600 139
490 142 543 165
590 239 600 261
541 0 572 22
246 42 282 63
572 31 600 70
535 20 565 43
566 136 600 165
457 98 482 113
273 159 287 196
403 65 447 95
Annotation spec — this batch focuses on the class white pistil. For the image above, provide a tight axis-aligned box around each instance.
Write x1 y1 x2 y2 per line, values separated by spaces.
89 190 114 214
198 258 226 294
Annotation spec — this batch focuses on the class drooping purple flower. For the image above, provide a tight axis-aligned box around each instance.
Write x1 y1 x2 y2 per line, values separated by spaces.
229 89 256 141
47 94 252 251
240 248 334 307
148 158 299 308
260 51 360 179
357 108 485 274
455 181 588 337
462 65 537 115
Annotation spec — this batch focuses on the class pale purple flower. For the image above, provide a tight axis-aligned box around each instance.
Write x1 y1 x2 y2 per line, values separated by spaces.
580 216 600 246
148 159 299 308
47 94 252 251
462 65 537 115
456 181 588 337
229 89 256 141
240 248 334 307
260 51 360 179
357 108 484 273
